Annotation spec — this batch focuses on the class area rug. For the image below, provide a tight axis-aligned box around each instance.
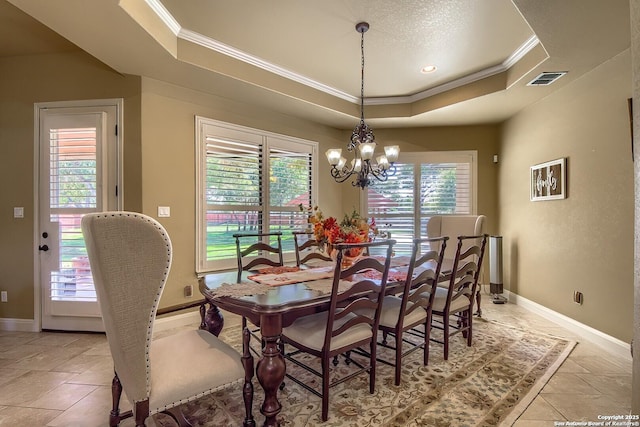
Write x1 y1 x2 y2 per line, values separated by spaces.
153 318 575 426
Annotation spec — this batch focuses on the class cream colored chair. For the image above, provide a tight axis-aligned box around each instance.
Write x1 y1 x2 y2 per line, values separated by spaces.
425 215 486 263
81 212 254 427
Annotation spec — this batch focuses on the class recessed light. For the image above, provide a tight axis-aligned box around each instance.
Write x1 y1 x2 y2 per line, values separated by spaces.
421 65 437 74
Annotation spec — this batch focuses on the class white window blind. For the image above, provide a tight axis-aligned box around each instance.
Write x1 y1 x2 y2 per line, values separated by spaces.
196 118 317 272
366 151 476 255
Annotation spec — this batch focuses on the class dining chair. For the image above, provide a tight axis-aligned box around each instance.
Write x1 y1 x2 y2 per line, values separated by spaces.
234 231 285 354
429 234 488 360
234 232 284 282
292 230 332 267
82 212 254 427
280 239 396 421
426 214 487 315
373 236 448 385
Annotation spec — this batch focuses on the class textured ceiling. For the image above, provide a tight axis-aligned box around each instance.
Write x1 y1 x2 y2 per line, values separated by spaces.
1 0 631 128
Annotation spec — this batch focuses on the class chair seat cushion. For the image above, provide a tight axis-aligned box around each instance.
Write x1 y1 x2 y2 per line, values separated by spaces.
147 329 244 413
424 287 470 313
282 311 373 352
357 296 427 329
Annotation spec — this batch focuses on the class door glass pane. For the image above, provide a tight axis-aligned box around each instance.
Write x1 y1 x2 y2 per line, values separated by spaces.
49 127 97 302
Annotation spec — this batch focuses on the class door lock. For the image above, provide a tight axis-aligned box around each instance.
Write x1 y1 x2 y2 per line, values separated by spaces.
38 245 49 252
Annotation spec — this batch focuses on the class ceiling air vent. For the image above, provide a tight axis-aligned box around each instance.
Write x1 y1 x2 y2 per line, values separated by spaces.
527 72 567 86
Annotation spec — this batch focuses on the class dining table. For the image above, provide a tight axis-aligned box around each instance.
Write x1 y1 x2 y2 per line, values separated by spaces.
196 255 470 426
197 256 415 427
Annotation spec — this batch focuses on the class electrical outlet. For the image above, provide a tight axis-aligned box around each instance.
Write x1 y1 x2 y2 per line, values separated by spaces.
1 291 7 302
184 285 193 298
573 291 583 305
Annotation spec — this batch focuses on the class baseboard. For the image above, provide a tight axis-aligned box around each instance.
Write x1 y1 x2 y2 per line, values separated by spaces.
0 310 204 334
506 291 632 361
0 317 38 332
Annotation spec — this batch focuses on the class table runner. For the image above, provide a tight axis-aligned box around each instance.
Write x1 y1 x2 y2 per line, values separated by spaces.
248 265 335 286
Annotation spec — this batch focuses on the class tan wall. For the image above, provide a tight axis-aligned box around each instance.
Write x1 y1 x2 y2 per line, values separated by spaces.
0 51 141 320
500 50 634 342
138 78 345 307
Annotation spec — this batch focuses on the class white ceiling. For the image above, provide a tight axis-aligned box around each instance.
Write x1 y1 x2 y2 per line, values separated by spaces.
1 0 631 129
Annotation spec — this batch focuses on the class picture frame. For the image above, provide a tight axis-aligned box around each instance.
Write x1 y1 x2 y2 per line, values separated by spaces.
530 158 566 201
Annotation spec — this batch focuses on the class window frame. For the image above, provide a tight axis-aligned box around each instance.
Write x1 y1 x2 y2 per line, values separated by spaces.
195 117 318 274
361 150 477 255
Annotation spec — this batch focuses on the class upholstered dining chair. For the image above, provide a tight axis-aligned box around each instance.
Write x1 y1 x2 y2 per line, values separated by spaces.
234 232 284 282
429 234 488 360
292 230 332 267
425 215 486 263
81 212 254 427
373 236 448 385
280 239 396 421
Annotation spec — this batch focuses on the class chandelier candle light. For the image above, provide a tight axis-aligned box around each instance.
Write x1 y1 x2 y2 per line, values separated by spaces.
326 22 399 189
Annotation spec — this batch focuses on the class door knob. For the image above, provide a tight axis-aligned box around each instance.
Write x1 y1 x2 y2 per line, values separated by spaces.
38 245 49 252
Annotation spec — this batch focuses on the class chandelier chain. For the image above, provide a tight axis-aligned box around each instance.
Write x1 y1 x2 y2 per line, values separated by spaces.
360 28 365 122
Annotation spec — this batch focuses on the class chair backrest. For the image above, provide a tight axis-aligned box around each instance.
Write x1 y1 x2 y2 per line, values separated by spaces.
323 239 396 352
397 236 449 328
81 211 172 403
292 230 332 267
440 234 488 312
234 232 284 281
426 215 486 262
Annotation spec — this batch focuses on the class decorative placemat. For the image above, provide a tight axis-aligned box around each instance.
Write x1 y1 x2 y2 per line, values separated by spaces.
207 281 271 298
303 278 354 295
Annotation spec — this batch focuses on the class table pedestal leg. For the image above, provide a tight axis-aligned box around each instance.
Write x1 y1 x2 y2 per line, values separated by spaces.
200 300 224 336
256 315 285 427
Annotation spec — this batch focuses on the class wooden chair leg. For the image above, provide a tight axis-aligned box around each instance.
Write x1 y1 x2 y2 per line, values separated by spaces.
394 330 402 386
134 399 150 427
424 312 432 366
369 340 376 394
443 315 450 360
109 373 123 427
242 328 256 427
467 309 473 346
321 357 330 422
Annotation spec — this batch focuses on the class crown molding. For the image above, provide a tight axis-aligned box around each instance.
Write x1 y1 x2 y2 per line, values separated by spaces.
146 0 539 108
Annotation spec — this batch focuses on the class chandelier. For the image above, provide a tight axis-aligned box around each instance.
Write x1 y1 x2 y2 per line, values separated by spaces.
325 22 399 189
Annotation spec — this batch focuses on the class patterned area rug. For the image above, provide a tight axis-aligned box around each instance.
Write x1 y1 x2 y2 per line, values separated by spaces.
153 318 575 426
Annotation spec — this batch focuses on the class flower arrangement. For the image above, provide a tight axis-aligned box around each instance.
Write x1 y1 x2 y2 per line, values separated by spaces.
299 204 387 258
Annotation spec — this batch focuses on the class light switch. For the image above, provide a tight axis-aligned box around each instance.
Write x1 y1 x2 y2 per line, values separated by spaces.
158 206 171 218
13 207 24 218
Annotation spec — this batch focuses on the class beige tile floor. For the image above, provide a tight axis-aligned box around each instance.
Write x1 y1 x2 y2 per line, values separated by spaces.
0 299 632 426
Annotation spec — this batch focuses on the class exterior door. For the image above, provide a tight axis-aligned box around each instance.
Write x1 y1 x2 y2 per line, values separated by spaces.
37 100 122 331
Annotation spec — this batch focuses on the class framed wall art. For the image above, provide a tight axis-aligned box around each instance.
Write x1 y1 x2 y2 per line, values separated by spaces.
530 158 566 201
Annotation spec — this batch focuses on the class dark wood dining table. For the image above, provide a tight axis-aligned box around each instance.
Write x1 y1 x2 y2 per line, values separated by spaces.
196 257 473 427
197 263 410 427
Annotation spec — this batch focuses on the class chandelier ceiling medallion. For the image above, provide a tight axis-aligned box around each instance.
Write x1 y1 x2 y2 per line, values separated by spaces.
325 21 399 189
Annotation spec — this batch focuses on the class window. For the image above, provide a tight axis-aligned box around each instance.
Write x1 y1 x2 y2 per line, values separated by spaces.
196 117 317 273
364 151 476 255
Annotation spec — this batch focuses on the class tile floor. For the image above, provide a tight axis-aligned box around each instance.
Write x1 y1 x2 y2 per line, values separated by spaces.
0 299 632 426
